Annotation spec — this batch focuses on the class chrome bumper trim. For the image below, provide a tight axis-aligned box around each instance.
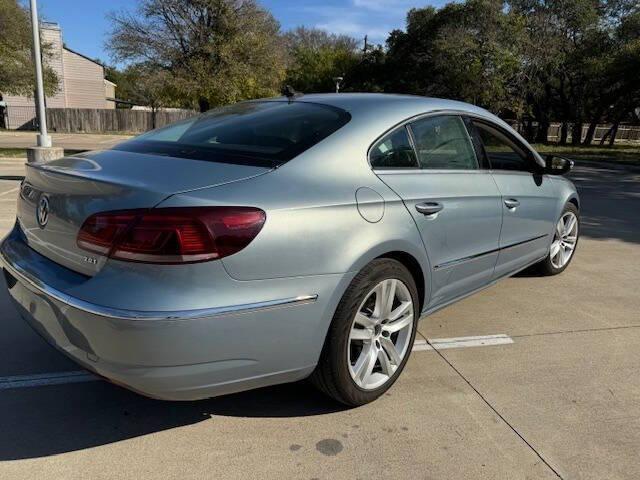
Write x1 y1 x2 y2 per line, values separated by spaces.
0 249 318 321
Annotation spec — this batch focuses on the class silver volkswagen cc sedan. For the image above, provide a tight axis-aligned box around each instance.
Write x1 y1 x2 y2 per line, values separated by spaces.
1 94 579 406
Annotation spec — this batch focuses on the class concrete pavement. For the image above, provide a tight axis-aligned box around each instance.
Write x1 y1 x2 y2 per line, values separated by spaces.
0 159 638 479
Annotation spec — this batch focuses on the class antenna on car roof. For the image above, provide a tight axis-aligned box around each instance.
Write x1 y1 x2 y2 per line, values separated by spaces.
282 85 303 103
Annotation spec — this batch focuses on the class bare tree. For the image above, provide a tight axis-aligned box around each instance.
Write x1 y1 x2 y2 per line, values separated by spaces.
107 0 287 111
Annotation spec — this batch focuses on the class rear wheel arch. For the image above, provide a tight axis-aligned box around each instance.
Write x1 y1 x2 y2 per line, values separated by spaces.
375 251 426 314
568 196 580 210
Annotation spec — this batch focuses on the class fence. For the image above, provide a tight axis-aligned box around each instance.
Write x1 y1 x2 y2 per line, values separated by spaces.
508 121 640 144
1 105 38 130
3 104 640 141
1 106 196 133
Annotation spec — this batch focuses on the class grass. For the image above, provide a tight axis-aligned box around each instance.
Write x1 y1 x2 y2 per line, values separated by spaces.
532 143 640 165
0 148 28 158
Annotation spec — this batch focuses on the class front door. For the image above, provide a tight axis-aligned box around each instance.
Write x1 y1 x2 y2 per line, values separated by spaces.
372 115 503 309
470 120 558 277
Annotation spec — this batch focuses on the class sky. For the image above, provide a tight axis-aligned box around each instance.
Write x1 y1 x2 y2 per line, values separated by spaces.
34 0 443 66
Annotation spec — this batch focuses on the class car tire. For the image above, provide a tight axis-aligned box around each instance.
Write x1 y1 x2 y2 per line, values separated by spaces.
537 202 580 276
311 258 419 406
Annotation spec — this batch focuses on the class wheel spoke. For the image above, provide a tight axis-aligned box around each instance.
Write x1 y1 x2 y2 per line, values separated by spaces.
381 279 396 319
388 301 411 322
550 240 561 259
556 218 564 238
378 347 395 376
383 313 413 333
564 235 577 244
350 327 372 341
563 215 576 236
380 337 401 366
354 312 375 329
353 344 377 385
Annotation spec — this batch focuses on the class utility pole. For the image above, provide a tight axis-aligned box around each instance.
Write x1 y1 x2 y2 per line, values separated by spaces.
27 0 62 162
363 35 368 54
29 0 50 147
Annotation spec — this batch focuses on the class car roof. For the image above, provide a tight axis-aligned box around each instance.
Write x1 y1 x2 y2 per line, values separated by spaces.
258 93 544 167
265 93 496 122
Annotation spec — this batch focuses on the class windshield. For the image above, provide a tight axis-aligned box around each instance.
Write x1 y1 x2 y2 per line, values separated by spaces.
113 101 351 167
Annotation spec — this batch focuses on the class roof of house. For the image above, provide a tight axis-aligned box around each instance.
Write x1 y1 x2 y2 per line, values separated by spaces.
63 45 105 68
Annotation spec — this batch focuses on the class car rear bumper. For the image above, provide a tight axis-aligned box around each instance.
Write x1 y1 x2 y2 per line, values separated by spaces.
1 231 350 400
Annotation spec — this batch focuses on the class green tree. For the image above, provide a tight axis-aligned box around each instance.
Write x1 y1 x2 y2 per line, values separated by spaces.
284 27 360 93
0 0 58 97
107 0 286 112
384 0 526 115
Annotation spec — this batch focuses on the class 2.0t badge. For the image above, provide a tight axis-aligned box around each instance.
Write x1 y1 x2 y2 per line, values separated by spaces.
37 194 50 229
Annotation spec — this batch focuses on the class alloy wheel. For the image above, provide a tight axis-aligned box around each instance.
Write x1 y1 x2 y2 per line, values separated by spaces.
348 278 414 390
550 211 578 269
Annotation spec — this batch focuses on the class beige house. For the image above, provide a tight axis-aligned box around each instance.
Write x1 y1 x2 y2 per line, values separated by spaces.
1 22 115 129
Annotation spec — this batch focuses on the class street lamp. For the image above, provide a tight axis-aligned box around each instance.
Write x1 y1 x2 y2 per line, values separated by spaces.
29 0 51 148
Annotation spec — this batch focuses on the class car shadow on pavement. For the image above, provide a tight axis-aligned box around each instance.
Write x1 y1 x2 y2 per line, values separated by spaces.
0 379 346 460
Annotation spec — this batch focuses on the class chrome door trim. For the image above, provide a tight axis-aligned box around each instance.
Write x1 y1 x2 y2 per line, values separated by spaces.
0 249 317 322
433 233 548 270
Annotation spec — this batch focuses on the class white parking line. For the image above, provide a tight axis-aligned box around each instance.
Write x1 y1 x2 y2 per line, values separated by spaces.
0 335 512 391
0 370 98 390
413 334 514 351
0 187 18 197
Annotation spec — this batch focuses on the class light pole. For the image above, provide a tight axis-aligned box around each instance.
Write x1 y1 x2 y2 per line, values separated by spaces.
333 76 344 93
29 0 51 148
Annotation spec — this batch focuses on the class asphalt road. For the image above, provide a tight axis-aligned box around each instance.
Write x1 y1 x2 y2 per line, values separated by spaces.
0 131 131 151
0 159 638 480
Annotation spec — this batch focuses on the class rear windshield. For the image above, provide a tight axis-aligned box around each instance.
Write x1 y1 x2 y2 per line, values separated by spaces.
113 101 351 167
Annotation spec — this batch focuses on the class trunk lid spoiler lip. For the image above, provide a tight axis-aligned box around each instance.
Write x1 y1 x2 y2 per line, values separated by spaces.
25 158 275 196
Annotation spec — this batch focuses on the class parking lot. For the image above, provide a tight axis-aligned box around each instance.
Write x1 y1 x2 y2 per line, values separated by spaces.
0 158 638 479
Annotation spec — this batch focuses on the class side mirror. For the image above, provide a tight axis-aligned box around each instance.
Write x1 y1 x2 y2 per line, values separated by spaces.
545 155 573 175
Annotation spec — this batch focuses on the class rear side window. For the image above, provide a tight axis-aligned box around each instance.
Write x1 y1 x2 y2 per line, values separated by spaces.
473 121 532 172
370 127 419 169
409 116 478 170
113 101 351 167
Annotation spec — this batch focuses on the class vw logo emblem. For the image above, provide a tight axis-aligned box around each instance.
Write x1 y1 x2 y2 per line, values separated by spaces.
37 195 50 228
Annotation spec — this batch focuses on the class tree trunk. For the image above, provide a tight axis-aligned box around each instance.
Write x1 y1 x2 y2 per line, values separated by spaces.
535 118 550 144
571 122 583 145
560 122 569 145
198 97 210 113
523 118 534 143
608 121 620 147
583 106 605 145
583 119 598 145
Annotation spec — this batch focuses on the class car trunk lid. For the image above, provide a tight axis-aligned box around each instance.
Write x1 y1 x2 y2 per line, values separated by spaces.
16 150 271 276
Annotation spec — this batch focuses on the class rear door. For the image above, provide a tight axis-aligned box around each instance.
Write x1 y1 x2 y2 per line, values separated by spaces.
469 119 557 277
372 114 503 308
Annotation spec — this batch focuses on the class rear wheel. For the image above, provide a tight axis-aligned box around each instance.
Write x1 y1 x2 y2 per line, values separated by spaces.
311 259 419 406
538 203 580 275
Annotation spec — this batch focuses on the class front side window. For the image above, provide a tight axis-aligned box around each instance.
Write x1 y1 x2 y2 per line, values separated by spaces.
113 101 351 167
473 122 531 172
409 116 478 170
370 127 419 169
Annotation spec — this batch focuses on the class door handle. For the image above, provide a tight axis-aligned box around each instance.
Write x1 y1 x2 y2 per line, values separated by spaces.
504 198 520 209
415 202 444 215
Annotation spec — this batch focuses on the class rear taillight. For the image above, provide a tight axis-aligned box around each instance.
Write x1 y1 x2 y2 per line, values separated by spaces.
77 207 266 264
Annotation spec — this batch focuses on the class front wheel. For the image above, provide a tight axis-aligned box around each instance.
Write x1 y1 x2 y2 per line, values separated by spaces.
538 203 580 275
311 259 419 406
